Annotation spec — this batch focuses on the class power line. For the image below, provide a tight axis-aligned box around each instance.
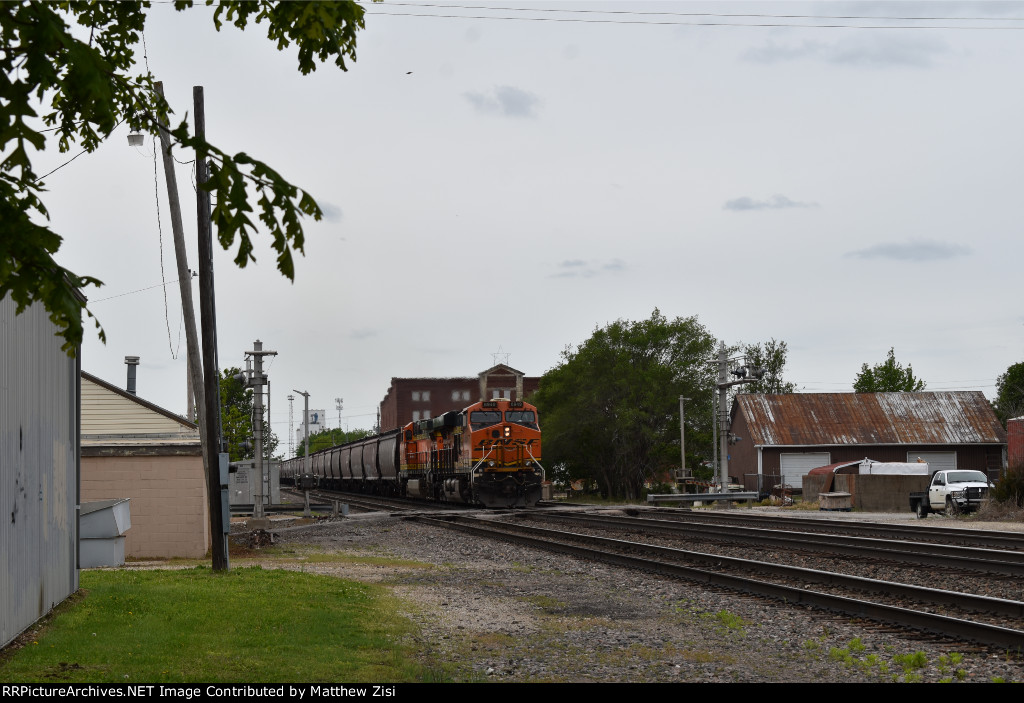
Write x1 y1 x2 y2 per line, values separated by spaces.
366 5 1024 29
90 275 193 304
377 2 1024 23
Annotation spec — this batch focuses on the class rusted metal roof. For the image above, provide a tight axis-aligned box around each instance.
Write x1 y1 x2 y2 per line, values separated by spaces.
734 392 1006 447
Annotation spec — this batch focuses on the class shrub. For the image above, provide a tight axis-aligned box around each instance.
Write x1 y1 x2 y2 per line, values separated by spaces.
991 466 1024 508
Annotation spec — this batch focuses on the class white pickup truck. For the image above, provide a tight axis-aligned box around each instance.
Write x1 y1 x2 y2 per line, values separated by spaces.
909 470 993 518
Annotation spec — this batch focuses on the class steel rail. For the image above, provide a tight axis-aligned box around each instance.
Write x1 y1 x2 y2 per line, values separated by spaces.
530 512 1024 576
499 516 1024 618
410 515 1024 649
304 490 419 513
615 508 1024 550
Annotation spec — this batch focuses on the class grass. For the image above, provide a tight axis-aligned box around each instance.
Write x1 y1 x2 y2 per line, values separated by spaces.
696 609 749 636
809 638 983 683
0 567 446 683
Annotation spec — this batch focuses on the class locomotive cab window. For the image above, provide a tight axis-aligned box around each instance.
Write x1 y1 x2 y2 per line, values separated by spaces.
470 410 502 430
505 410 537 429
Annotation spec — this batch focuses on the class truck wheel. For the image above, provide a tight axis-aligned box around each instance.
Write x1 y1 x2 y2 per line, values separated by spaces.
946 496 959 516
916 502 928 519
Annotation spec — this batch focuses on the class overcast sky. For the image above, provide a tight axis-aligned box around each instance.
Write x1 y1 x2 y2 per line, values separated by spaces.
34 1 1024 448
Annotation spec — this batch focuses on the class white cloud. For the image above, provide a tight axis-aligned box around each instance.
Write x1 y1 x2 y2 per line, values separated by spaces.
845 241 972 262
464 85 541 118
744 35 950 68
724 195 819 211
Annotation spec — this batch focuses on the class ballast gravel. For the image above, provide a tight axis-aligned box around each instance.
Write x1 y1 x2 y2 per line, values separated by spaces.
264 509 1024 684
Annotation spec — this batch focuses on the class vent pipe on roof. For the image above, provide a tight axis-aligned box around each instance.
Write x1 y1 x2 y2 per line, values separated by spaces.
125 356 140 395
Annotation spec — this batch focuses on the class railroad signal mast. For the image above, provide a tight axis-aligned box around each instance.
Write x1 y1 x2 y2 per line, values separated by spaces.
237 339 277 529
714 342 765 491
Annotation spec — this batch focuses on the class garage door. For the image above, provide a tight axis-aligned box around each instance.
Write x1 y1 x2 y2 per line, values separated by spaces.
907 451 956 474
779 452 831 487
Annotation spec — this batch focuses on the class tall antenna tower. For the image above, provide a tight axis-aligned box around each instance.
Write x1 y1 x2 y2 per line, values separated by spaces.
287 394 295 458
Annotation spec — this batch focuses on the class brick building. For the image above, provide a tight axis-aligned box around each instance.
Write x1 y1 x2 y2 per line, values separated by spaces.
80 371 209 558
1008 417 1024 468
379 364 540 431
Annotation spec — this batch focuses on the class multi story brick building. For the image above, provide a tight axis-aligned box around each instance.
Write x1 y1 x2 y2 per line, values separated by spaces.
379 364 540 431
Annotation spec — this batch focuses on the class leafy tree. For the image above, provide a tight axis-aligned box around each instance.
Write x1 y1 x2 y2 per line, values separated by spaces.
853 348 926 393
533 309 718 500
741 338 797 394
1 1 366 352
220 367 278 461
994 362 1024 425
294 427 373 457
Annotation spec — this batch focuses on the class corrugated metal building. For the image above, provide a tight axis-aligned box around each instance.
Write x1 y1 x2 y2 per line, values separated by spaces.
730 392 1007 491
1 294 80 649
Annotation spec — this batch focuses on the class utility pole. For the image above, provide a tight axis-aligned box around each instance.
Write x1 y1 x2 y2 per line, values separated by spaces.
679 396 690 482
194 85 228 571
186 354 194 422
154 81 219 565
717 344 729 491
335 397 343 434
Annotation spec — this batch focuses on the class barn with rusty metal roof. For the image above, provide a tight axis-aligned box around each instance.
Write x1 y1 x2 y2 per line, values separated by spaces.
728 392 1006 491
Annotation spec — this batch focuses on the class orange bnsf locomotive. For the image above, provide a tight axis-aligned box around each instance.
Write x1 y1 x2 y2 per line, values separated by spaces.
403 398 542 507
283 398 543 508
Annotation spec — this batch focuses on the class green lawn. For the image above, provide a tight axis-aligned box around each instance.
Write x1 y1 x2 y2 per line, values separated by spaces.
0 567 445 683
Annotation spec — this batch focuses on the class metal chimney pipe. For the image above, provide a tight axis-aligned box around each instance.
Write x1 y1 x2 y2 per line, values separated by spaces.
125 356 140 395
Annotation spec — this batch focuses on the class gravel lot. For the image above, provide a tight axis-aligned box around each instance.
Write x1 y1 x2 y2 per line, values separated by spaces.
258 506 1024 683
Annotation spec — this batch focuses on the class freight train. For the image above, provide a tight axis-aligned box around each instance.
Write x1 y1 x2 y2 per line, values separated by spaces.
281 398 543 508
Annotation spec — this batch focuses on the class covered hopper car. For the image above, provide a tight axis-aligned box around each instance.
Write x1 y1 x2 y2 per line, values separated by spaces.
282 398 543 508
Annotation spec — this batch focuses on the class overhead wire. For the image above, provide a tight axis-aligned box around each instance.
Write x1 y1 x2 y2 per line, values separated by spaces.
365 3 1024 29
376 2 1024 23
89 275 193 303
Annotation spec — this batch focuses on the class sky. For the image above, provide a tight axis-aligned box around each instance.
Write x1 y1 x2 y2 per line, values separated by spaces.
29 1 1024 450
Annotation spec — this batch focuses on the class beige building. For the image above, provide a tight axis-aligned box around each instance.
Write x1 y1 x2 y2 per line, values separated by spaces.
80 371 209 558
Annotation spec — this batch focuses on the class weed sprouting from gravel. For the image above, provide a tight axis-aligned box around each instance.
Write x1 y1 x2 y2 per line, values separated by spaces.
703 610 748 635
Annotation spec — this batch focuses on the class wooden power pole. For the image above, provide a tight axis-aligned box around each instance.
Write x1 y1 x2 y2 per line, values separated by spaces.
154 81 228 570
195 85 229 571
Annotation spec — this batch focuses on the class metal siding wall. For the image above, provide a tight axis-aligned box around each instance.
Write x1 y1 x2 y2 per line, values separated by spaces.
1 295 79 648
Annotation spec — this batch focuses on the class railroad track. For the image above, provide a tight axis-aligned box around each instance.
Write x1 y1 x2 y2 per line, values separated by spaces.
411 513 1024 650
302 488 493 514
527 511 1024 577
607 507 1024 551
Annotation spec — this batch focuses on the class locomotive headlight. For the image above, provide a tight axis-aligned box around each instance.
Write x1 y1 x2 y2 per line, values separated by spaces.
504 426 511 437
